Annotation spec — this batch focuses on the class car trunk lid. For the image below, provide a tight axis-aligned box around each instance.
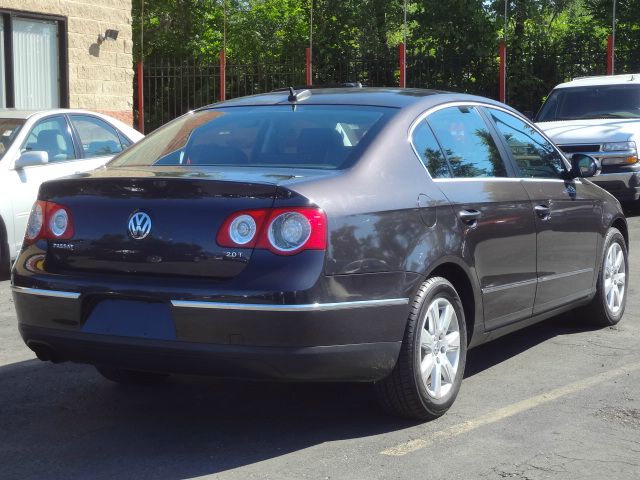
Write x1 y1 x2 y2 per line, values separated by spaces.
40 174 278 278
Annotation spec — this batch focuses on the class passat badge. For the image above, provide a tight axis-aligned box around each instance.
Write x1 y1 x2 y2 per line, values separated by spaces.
128 212 152 240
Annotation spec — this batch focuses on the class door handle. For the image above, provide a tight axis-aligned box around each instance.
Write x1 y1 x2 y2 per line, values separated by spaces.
534 204 551 220
458 209 481 226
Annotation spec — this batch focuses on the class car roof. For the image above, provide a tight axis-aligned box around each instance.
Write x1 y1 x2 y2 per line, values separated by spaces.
554 73 640 89
206 87 451 109
0 108 112 120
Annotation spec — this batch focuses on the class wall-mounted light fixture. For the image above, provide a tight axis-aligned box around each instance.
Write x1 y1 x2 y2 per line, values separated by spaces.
97 29 119 44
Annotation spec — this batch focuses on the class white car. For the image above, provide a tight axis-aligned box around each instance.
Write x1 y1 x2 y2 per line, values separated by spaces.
535 74 640 202
0 109 144 273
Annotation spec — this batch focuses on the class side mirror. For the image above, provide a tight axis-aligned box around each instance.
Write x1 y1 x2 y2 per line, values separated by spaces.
570 153 601 178
14 151 49 169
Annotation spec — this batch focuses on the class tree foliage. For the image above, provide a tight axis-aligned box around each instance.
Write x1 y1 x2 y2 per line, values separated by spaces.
133 0 639 111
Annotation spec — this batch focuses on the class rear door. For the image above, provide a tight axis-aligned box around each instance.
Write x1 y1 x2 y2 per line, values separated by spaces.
484 106 601 314
416 104 538 330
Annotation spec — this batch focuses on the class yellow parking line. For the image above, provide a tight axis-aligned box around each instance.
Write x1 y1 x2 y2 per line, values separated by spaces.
380 360 640 457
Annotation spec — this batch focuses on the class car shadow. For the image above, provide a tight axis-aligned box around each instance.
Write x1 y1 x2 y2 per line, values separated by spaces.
465 310 600 378
0 311 601 479
0 358 417 479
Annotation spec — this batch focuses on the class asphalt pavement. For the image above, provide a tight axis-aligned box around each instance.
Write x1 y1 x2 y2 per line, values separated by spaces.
1 214 639 480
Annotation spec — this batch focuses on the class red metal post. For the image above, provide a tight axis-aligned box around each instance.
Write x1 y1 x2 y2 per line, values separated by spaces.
136 61 144 133
399 42 406 88
219 50 226 102
305 47 312 86
498 40 506 103
607 34 614 75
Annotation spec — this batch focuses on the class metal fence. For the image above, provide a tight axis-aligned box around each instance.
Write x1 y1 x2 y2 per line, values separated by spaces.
136 58 306 132
135 39 636 132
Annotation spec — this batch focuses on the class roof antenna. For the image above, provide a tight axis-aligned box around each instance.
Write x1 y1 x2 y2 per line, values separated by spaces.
287 86 311 103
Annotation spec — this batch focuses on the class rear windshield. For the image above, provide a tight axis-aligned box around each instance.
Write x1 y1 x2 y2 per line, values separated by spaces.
109 105 396 170
536 84 640 121
0 119 25 161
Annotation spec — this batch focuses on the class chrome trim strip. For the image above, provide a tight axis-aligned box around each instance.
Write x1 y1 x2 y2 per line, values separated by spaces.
596 171 640 177
170 298 410 312
538 268 593 283
482 278 538 295
520 177 582 183
564 151 634 158
11 286 81 300
432 177 521 183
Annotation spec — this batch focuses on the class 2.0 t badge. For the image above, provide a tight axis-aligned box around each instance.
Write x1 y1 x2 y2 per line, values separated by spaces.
128 212 152 240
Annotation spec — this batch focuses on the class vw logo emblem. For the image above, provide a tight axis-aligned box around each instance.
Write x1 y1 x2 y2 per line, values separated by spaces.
128 212 152 240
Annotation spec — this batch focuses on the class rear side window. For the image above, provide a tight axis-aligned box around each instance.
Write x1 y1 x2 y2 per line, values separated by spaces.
487 108 566 178
109 105 395 170
411 119 451 178
427 106 507 178
70 115 124 157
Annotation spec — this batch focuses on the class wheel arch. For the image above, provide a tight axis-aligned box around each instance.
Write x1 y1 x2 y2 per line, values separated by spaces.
611 216 628 250
424 259 482 345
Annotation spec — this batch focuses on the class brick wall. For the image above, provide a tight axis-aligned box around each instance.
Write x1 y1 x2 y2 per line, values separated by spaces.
2 0 134 126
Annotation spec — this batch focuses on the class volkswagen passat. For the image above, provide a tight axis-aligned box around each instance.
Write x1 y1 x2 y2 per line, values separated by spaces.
11 88 629 420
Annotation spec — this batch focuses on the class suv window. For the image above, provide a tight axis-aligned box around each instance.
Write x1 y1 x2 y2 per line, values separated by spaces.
411 119 451 178
487 108 566 178
23 116 76 163
427 106 507 178
70 115 124 157
536 84 640 121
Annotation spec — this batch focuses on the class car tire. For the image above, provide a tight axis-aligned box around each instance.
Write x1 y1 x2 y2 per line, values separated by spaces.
375 276 467 420
578 227 628 327
96 366 169 385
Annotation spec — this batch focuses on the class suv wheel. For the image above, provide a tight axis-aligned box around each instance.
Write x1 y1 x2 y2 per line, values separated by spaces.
375 276 467 420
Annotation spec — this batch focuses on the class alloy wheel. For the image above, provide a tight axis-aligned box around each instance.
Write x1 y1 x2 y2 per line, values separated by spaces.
604 242 625 315
419 297 461 399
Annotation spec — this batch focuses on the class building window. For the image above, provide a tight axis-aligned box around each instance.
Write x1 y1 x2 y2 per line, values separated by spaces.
0 11 68 109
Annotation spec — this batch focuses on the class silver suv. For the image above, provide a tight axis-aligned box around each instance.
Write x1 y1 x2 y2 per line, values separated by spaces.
535 74 640 202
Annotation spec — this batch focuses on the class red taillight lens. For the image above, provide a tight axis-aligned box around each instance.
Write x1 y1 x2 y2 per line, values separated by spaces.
217 207 326 255
45 202 74 239
217 209 269 248
259 208 326 255
24 200 74 245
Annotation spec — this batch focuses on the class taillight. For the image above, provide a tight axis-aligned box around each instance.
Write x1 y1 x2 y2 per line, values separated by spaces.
217 207 326 255
24 200 74 245
217 209 269 248
25 201 45 243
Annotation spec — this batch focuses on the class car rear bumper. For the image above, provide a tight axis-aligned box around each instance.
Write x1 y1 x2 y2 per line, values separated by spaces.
12 281 411 382
19 324 401 381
